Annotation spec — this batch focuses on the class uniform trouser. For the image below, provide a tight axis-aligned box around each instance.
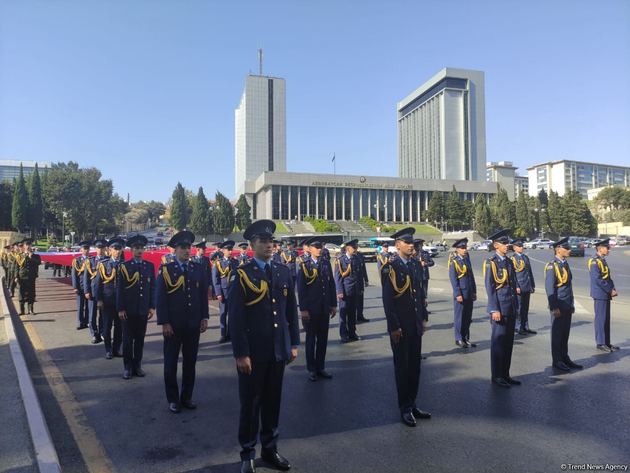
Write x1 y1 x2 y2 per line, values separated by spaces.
390 331 422 413
238 360 285 461
516 292 531 330
490 312 516 379
75 293 89 327
88 300 103 339
593 299 611 346
304 311 330 373
18 278 35 304
163 325 201 403
122 315 148 370
422 280 429 301
339 293 358 339
219 299 229 337
551 310 573 364
101 300 122 354
356 289 366 319
9 276 17 296
453 298 474 341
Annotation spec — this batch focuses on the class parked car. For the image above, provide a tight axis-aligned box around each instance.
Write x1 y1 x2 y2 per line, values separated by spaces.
422 244 438 257
616 236 628 246
357 240 377 262
567 236 585 257
524 238 554 249
472 240 491 251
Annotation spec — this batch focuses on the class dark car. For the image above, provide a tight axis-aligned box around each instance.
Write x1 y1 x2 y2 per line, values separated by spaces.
567 237 585 257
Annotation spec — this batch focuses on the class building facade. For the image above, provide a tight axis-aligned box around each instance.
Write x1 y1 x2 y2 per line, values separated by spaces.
244 172 497 222
234 75 286 197
528 160 630 198
397 68 486 182
514 175 528 197
0 159 50 182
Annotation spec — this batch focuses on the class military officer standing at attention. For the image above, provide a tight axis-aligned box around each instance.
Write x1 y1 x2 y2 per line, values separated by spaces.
545 237 583 372
236 242 251 266
484 230 520 388
72 241 91 330
354 248 370 323
448 238 477 348
84 239 109 343
94 238 125 359
117 234 155 379
228 220 299 473
381 228 430 427
271 241 283 264
280 241 297 280
414 239 434 314
213 240 238 343
334 239 364 343
376 241 391 274
8 242 20 297
295 242 310 276
510 239 537 335
156 230 209 413
588 238 619 352
297 236 337 381
15 239 41 315
192 241 213 290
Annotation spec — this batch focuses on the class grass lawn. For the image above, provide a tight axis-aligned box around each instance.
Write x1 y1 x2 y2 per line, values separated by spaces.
389 223 441 235
274 221 289 234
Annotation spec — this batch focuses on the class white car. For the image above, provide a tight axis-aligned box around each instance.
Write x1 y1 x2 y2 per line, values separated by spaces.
525 238 554 249
422 244 438 257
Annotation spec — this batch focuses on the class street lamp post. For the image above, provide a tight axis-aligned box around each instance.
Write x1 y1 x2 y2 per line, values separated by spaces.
62 211 68 243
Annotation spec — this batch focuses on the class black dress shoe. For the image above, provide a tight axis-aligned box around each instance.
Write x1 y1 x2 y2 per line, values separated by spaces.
464 340 477 348
608 344 620 351
455 340 467 348
122 369 131 380
401 411 417 427
261 451 291 471
553 362 571 372
597 344 612 353
168 402 181 414
134 367 146 377
113 351 123 358
412 407 431 419
492 378 511 388
340 337 351 344
76 325 87 330
506 377 522 385
357 317 369 323
181 399 197 410
518 329 528 335
219 336 229 343
525 328 537 334
308 372 318 382
317 370 333 379
349 335 362 341
105 352 113 360
240 460 255 473
565 360 583 370
91 337 99 344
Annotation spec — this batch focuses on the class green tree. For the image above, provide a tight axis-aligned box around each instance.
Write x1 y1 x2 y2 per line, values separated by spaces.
490 187 516 230
547 191 569 236
29 163 44 238
170 182 189 231
446 186 466 230
474 194 493 237
514 191 534 237
461 200 475 229
213 192 235 236
190 187 211 236
425 192 445 227
12 165 30 232
0 181 13 230
234 194 252 230
594 186 627 211
564 190 597 236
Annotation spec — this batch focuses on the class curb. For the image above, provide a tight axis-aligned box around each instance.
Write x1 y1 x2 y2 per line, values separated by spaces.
1 287 61 473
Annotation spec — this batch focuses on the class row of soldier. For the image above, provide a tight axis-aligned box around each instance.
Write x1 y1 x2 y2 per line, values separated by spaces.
1 239 41 315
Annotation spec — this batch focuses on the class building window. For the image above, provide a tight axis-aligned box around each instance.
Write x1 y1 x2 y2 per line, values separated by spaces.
272 186 280 220
327 188 334 220
280 186 289 220
336 188 344 220
318 187 325 219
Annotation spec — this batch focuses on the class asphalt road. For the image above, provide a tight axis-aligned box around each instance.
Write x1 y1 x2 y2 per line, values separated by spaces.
6 247 630 473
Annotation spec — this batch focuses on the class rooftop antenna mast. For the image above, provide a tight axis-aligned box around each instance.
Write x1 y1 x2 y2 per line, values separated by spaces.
258 48 263 75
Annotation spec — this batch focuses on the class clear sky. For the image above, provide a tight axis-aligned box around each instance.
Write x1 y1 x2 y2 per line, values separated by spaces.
1 0 629 203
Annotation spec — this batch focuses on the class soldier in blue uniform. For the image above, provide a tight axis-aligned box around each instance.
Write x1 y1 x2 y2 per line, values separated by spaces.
297 236 337 381
588 238 619 352
160 246 176 265
381 227 430 427
448 238 477 348
376 241 392 274
84 239 109 344
484 229 520 388
228 220 299 473
510 239 537 335
295 242 310 276
545 237 583 372
334 239 365 342
280 241 298 280
71 241 91 330
94 238 125 359
354 249 370 323
236 242 251 267
213 240 239 343
156 230 209 413
192 240 213 284
209 242 223 263
414 239 434 314
116 234 155 379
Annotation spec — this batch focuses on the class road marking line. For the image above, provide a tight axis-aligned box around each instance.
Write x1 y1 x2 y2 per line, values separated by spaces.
23 320 117 473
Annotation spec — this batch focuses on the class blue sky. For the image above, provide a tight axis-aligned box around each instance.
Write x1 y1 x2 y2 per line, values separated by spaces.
1 0 629 202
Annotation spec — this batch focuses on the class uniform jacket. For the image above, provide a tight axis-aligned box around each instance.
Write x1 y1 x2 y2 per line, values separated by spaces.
16 253 41 280
296 255 337 315
192 254 212 283
376 251 391 273
71 255 89 293
544 257 574 312
588 255 615 300
484 253 518 316
418 250 434 281
510 252 535 293
83 255 109 296
280 250 298 276
333 253 365 297
381 256 427 336
236 253 251 267
116 258 155 316
448 253 477 300
228 260 300 362
93 258 122 303
155 259 208 328
212 257 238 299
